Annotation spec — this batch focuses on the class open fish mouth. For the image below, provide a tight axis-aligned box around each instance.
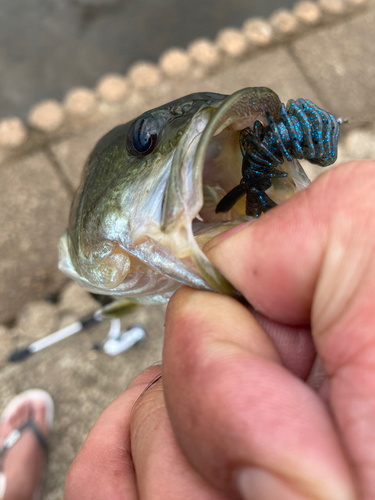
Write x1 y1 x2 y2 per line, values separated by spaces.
58 87 339 310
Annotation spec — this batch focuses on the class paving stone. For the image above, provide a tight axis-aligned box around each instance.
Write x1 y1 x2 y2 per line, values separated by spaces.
215 28 249 57
291 9 375 123
0 152 70 323
56 312 79 331
335 144 353 165
344 128 375 159
159 48 192 77
64 87 98 119
28 100 65 133
15 300 59 342
51 114 142 190
201 46 321 105
0 117 28 149
187 38 220 68
97 74 130 103
0 325 12 365
57 281 99 319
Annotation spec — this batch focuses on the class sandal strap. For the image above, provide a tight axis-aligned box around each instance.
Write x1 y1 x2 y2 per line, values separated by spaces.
18 419 48 451
0 418 47 462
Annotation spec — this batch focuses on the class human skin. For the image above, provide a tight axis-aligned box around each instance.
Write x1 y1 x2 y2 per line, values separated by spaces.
65 161 375 500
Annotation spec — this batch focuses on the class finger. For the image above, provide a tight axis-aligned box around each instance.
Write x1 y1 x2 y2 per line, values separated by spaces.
163 288 356 500
130 376 230 500
64 366 161 500
250 308 315 380
205 161 375 497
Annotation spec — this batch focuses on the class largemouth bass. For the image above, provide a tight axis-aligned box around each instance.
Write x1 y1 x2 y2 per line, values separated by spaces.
58 87 340 317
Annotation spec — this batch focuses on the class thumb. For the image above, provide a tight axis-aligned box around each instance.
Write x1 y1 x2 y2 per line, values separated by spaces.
163 288 355 499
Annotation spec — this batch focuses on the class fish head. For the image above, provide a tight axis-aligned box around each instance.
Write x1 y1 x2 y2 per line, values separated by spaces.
59 87 310 300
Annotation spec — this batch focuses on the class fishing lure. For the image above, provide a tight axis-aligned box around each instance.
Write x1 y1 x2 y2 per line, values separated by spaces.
216 98 341 217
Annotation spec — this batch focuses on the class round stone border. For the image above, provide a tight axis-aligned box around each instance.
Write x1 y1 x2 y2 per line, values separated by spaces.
0 0 370 154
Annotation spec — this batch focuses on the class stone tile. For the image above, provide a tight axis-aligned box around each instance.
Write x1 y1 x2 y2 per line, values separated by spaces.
57 281 99 319
0 152 70 323
50 118 122 190
344 127 375 159
15 301 59 343
51 105 151 190
0 303 165 500
291 10 375 123
200 46 322 106
0 325 12 365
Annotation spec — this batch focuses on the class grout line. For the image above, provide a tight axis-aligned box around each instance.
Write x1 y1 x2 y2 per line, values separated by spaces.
43 146 76 197
285 43 332 110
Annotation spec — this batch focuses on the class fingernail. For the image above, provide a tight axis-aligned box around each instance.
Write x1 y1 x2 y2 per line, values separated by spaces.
235 468 304 500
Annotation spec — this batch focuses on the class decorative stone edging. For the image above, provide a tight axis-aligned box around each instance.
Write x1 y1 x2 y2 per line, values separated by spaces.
0 0 370 155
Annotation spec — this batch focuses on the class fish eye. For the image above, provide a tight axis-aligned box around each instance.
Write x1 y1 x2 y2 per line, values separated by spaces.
127 117 158 157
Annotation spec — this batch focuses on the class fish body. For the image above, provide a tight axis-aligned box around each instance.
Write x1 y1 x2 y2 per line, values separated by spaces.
58 87 340 317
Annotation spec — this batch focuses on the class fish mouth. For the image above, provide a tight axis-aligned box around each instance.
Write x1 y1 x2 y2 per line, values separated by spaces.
195 87 311 229
159 87 310 292
193 88 280 243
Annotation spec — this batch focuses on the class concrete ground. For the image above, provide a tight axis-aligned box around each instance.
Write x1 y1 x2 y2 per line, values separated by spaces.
0 1 375 497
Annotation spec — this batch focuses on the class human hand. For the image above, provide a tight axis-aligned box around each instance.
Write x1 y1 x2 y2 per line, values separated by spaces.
65 161 375 499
